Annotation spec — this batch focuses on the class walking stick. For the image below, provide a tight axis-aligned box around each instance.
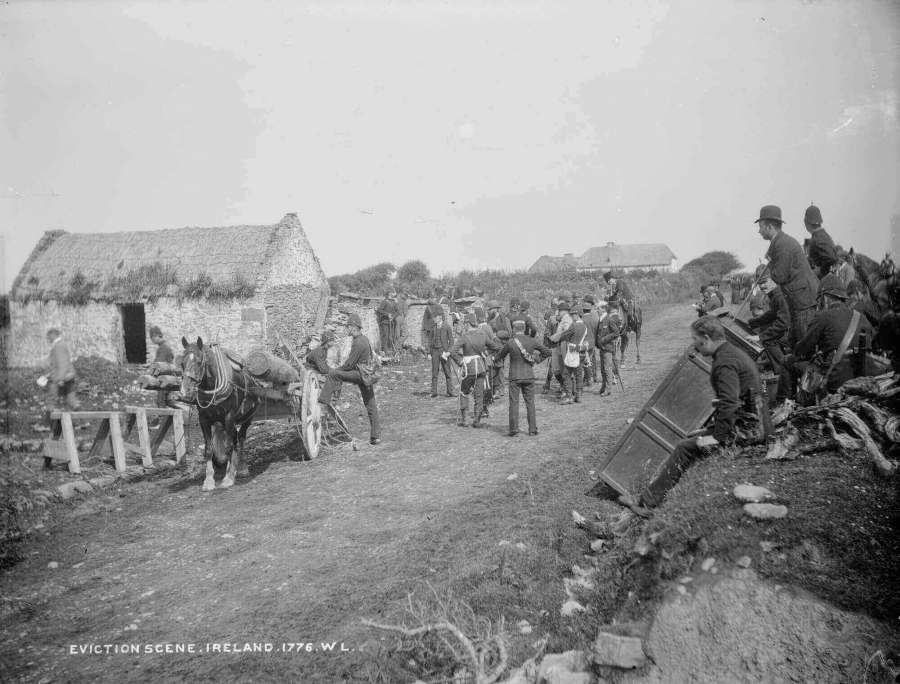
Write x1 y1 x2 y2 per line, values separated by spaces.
612 343 626 394
731 268 767 323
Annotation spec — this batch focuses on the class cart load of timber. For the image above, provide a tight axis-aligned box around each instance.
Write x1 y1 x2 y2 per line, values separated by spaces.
137 333 353 459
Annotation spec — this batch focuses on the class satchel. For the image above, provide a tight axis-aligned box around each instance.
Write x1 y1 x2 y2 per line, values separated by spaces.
358 341 383 386
799 310 860 395
564 329 587 368
514 337 537 365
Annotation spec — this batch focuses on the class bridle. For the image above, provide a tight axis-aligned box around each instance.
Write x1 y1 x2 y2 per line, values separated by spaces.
182 345 232 409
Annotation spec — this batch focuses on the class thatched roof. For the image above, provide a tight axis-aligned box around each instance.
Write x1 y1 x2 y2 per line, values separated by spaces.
578 243 675 270
12 214 310 302
528 254 579 274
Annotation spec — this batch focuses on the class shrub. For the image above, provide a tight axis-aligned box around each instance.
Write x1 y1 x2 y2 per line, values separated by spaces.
60 270 98 306
105 261 179 302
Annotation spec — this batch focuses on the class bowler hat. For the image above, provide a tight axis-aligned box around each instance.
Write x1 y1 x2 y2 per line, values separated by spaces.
347 313 363 327
569 308 581 318
754 205 785 224
557 302 571 311
582 305 592 313
804 204 823 225
487 300 501 309
818 274 847 299
584 295 596 304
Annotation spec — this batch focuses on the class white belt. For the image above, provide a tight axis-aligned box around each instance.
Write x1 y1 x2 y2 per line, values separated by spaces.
463 354 481 364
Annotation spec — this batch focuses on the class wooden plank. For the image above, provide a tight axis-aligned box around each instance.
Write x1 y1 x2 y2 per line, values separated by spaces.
150 416 174 457
43 439 71 461
135 408 153 467
45 419 63 469
125 406 182 416
88 418 111 459
108 414 127 472
123 442 147 456
60 413 81 474
49 411 118 420
173 410 186 466
599 344 715 496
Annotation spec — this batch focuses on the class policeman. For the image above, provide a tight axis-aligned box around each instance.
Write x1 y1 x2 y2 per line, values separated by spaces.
747 264 790 376
449 313 501 428
777 274 875 402
487 300 512 398
508 297 538 338
804 204 838 279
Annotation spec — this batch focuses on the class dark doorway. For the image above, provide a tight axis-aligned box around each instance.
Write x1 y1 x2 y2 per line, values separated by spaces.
121 304 147 363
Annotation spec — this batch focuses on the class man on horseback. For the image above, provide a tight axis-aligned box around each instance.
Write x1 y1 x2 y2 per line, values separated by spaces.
603 272 636 331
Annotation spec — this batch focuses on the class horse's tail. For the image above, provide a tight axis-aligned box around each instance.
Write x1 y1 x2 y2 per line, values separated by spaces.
210 424 228 466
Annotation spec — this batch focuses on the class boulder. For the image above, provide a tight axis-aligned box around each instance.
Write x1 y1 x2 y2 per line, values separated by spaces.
538 651 589 683
743 503 788 520
560 600 586 616
72 481 93 494
593 632 646 669
732 485 776 503
56 482 77 501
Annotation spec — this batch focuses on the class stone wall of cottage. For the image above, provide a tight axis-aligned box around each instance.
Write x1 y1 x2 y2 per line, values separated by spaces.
8 300 124 367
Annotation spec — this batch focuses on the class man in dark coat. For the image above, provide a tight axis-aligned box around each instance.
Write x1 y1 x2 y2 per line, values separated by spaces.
496 320 552 436
319 314 381 445
619 316 771 515
698 284 725 317
747 264 791 376
755 205 819 347
428 311 455 397
804 204 838 279
508 297 538 338
149 325 178 409
475 306 499 418
777 275 875 401
488 300 512 398
449 313 501 428
42 327 80 416
376 289 396 354
581 297 599 387
604 272 636 329
421 291 444 350
594 301 620 396
542 296 561 393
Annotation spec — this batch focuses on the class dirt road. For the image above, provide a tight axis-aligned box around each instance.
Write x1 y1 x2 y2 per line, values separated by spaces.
1 304 690 683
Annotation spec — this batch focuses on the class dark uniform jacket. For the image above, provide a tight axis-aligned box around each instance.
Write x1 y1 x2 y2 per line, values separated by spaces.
609 280 634 303
422 303 443 333
430 322 455 351
807 228 838 276
490 312 512 341
595 315 621 353
748 287 790 345
582 309 599 350
449 329 501 375
794 303 874 390
376 298 395 323
555 319 589 349
508 310 538 338
339 334 373 372
544 313 559 348
766 230 819 310
497 334 552 382
709 342 764 443
154 341 174 364
305 346 331 374
699 291 725 316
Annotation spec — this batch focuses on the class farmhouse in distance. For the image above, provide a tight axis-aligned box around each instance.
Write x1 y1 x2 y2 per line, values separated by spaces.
529 242 677 275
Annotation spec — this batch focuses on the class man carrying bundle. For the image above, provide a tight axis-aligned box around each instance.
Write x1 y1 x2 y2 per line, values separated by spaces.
149 325 179 410
449 313 501 428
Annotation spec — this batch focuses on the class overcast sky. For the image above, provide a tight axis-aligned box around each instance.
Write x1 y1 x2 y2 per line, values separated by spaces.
2 0 898 291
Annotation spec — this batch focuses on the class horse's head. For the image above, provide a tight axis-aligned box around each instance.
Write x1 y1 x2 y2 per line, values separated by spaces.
180 336 209 402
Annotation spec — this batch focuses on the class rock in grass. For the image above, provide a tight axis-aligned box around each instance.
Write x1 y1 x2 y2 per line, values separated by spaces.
732 484 776 503
743 503 788 520
560 600 586 616
517 619 532 635
736 555 752 568
701 557 715 571
592 632 646 669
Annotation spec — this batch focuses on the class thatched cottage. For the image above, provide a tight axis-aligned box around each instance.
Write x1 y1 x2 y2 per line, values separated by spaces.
529 243 678 274
8 213 330 367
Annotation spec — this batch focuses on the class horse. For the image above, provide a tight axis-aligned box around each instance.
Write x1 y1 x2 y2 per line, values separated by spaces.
612 301 642 366
180 337 260 491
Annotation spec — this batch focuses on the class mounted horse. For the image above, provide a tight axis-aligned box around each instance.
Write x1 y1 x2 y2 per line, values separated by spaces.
611 300 642 366
180 337 260 491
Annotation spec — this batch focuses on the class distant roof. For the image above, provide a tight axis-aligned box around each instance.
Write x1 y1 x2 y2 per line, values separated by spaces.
578 243 675 269
528 254 579 273
12 214 311 301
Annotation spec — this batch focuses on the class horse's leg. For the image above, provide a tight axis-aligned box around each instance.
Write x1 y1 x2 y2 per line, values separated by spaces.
620 332 629 367
199 415 216 491
236 418 251 478
220 411 238 489
635 321 642 365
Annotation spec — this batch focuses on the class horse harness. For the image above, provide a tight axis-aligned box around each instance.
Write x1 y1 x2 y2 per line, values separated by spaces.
187 344 256 419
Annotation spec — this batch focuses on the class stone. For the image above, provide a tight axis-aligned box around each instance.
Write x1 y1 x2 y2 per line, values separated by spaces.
538 651 588 683
72 481 93 494
88 477 114 489
56 482 77 501
633 535 655 557
543 671 592 684
48 562 59 569
759 541 779 552
517 619 533 635
701 557 715 571
507 473 518 480
743 503 788 520
736 555 752 568
32 490 56 499
590 539 607 553
560 600 586 616
515 542 528 551
676 585 687 595
592 632 646 669
499 540 511 547
679 576 693 584
732 484 776 503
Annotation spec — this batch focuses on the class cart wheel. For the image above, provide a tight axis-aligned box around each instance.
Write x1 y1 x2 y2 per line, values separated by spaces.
301 373 323 459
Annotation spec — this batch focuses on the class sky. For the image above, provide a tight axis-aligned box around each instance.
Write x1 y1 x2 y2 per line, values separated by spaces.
2 0 899 291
